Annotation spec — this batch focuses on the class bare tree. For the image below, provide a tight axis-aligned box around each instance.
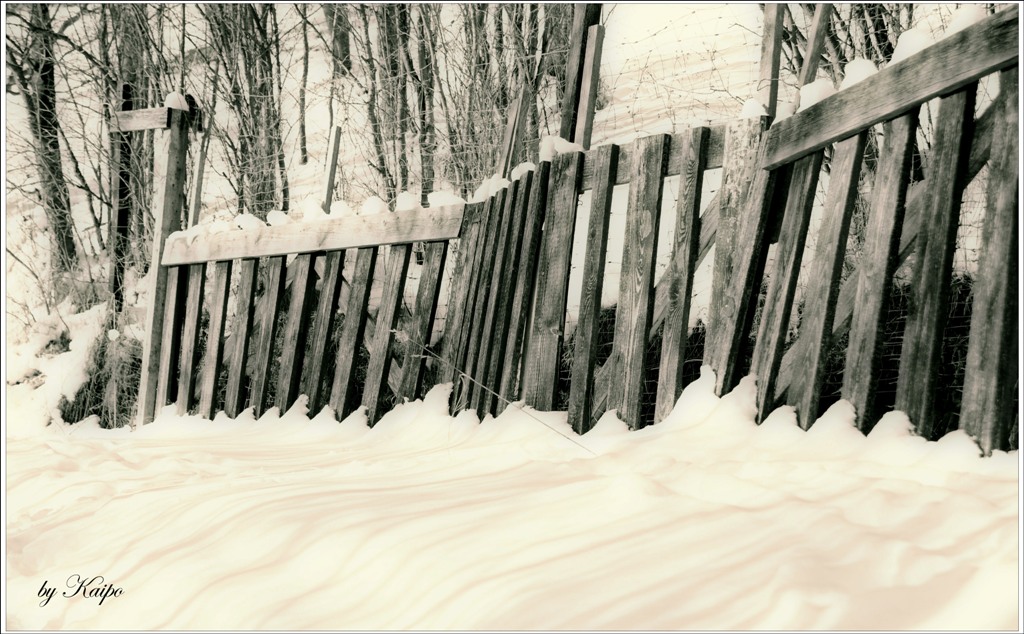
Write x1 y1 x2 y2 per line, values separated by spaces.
6 4 78 275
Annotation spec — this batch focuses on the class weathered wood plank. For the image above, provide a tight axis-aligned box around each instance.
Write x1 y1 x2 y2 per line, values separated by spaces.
580 126 725 190
137 110 191 426
155 266 188 409
558 4 603 139
841 111 919 431
249 257 286 417
330 247 377 419
656 127 709 423
704 137 778 395
499 163 551 409
483 173 535 416
763 6 1017 169
439 203 486 391
162 205 464 266
521 152 584 410
450 194 499 408
705 117 768 386
758 4 785 118
567 144 619 433
788 133 865 428
607 134 669 428
896 86 976 439
114 107 171 132
750 151 824 424
197 260 232 419
574 24 605 150
224 258 258 418
960 68 1019 455
303 251 344 414
275 253 318 412
398 240 448 402
776 87 1000 401
459 189 507 410
176 263 207 415
363 244 413 424
451 198 498 405
472 182 520 413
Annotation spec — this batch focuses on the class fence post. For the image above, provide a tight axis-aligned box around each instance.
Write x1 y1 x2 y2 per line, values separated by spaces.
757 4 784 119
573 23 605 150
558 4 602 140
959 67 1018 454
135 108 192 427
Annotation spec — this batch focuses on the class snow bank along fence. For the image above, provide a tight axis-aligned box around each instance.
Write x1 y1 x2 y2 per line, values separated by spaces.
133 9 1017 453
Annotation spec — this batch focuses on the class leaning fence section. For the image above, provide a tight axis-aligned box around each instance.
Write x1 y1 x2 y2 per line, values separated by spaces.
498 8 1017 452
136 8 1017 456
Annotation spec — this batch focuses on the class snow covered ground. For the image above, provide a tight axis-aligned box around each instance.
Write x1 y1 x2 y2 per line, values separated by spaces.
6 371 1019 630
5 4 1020 631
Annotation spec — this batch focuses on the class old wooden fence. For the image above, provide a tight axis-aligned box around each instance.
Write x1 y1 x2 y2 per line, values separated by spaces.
133 8 1018 454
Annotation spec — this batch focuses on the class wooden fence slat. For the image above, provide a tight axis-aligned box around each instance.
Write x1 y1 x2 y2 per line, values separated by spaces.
573 24 605 150
960 67 1019 455
176 263 207 415
704 137 778 395
398 239 448 402
471 181 520 413
224 258 258 417
482 177 532 416
362 244 413 424
776 90 1000 401
499 164 551 409
750 151 824 423
896 86 977 439
459 189 507 410
788 133 865 428
439 203 486 391
162 206 464 266
249 256 286 417
655 127 709 423
521 151 584 410
606 134 669 428
275 253 318 412
197 260 233 419
448 197 495 408
558 4 603 140
758 4 784 119
841 111 918 431
137 110 190 426
451 197 499 408
567 144 619 433
299 125 345 413
303 251 344 413
155 266 188 409
763 7 1017 170
706 118 768 375
330 247 378 419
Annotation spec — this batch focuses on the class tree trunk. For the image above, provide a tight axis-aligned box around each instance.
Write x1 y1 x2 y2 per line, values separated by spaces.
297 4 309 165
26 4 78 274
323 4 352 77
